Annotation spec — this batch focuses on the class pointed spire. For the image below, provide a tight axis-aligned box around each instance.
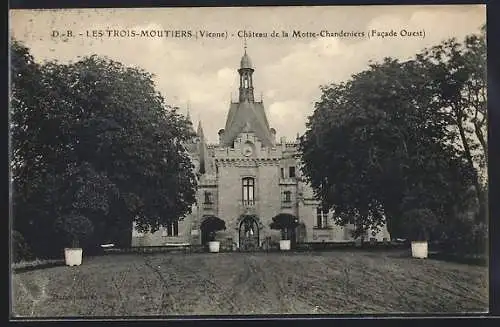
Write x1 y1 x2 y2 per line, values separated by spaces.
197 120 204 139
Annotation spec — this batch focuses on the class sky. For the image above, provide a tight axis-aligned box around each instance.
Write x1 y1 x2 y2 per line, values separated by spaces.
10 5 485 144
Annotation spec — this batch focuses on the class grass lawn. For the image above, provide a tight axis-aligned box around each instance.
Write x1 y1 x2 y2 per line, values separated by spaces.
11 250 488 317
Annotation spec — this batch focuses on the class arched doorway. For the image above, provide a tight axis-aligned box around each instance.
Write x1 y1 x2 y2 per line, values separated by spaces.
200 216 225 248
239 215 259 251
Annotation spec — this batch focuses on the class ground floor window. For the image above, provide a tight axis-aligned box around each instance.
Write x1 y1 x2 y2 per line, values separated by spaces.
163 221 179 236
316 208 329 229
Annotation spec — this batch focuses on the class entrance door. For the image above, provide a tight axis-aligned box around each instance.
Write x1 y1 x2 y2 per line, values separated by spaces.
239 216 259 251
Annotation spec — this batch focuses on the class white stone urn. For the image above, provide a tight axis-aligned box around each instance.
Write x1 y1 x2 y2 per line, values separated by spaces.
64 248 83 266
411 241 428 259
279 240 291 251
208 241 220 253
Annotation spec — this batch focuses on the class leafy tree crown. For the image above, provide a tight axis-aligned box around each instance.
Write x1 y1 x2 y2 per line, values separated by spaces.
54 214 94 248
269 213 299 230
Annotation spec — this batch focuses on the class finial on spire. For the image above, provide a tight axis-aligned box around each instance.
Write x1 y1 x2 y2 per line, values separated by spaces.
243 35 247 53
260 92 263 102
197 118 204 138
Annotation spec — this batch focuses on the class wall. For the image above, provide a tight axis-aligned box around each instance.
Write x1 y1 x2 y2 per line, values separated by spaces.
131 219 192 247
131 138 392 247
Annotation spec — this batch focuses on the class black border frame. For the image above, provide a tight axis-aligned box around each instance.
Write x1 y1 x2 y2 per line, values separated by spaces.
5 0 499 325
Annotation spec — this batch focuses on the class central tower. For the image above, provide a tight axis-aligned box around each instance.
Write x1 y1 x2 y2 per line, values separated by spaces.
220 45 274 148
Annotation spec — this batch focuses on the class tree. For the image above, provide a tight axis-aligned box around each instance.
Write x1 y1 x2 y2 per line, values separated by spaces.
200 216 226 242
270 213 299 240
399 208 437 242
54 214 95 248
10 39 198 257
299 55 477 239
415 29 487 219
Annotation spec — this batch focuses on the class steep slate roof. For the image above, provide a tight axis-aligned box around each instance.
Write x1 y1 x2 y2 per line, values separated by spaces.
222 100 273 148
197 121 204 139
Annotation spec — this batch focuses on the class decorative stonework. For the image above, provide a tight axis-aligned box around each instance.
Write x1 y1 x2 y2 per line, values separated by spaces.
234 213 265 231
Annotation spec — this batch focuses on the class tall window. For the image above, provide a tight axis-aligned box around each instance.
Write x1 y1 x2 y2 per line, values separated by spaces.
280 168 285 179
163 221 179 236
289 166 296 178
283 190 292 203
242 177 255 206
316 208 329 229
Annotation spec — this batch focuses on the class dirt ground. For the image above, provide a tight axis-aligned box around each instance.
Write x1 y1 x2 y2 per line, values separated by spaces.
11 250 488 317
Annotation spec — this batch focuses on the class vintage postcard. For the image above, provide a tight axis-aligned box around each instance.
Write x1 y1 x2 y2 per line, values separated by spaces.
9 5 487 318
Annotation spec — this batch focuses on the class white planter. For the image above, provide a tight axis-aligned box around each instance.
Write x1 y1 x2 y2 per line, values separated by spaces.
279 240 291 251
411 241 428 259
208 241 220 253
64 248 83 266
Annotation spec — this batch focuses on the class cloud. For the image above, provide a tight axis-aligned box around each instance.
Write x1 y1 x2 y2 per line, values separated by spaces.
10 6 485 143
268 100 308 139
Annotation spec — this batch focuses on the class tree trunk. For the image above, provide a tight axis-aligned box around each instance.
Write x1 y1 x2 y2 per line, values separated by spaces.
473 120 487 165
453 107 483 208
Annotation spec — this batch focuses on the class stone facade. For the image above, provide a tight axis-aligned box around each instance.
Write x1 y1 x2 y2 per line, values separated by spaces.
131 49 391 248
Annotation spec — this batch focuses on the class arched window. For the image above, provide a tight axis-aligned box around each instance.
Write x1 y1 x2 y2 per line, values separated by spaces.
242 177 255 206
283 190 292 203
